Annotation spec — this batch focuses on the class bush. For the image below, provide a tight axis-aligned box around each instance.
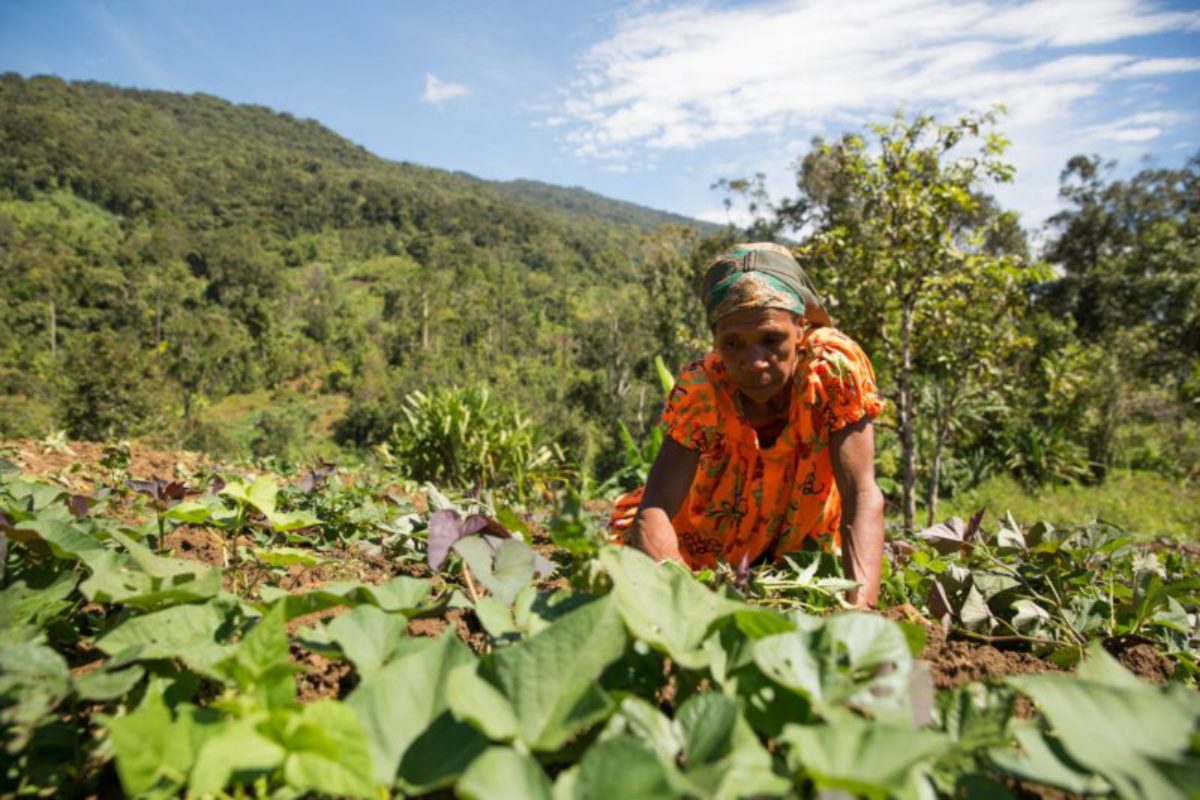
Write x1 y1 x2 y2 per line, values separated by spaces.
388 384 566 499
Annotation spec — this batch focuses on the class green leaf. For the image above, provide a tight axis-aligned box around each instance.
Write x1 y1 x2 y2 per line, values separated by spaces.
600 546 742 669
573 735 675 799
189 718 286 797
80 530 222 611
324 604 415 678
474 595 518 640
107 687 199 798
74 663 145 701
989 721 1111 796
347 631 485 790
455 536 539 606
219 475 279 516
780 716 948 799
1008 641 1200 799
9 517 107 561
96 601 234 675
494 506 531 537
0 640 71 750
754 612 914 721
449 595 627 751
677 693 737 766
280 700 378 799
259 574 433 620
265 508 321 533
252 546 323 567
458 746 553 800
213 603 296 708
162 499 213 525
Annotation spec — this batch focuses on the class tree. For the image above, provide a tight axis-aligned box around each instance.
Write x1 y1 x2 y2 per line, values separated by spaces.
787 110 1035 531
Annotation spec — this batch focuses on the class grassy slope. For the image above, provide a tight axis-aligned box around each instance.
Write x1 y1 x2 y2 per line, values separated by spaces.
937 471 1200 539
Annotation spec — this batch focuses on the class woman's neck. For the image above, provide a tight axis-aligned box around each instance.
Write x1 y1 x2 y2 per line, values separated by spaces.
737 382 792 425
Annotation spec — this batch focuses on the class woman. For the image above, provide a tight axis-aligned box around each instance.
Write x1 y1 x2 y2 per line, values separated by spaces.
610 242 886 607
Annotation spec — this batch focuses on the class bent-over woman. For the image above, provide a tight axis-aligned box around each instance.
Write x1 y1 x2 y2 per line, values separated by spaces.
609 242 886 606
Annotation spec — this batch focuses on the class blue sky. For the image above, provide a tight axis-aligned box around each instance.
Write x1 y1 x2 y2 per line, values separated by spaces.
2 0 1198 230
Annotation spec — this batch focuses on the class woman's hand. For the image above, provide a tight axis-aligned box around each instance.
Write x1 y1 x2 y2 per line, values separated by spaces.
629 438 700 566
830 416 886 607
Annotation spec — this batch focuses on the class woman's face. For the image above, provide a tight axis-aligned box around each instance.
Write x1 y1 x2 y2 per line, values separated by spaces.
713 308 802 404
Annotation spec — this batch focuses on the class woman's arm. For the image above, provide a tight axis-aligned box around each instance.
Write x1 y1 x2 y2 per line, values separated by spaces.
629 437 701 564
830 416 886 607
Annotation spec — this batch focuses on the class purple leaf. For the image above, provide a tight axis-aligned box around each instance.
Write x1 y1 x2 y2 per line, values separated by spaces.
914 517 970 555
735 552 751 590
210 476 226 494
963 508 985 543
67 494 93 518
428 509 470 572
126 478 161 499
427 511 515 573
296 472 315 494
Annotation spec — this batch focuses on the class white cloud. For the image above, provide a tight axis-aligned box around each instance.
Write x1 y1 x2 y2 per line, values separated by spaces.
560 0 1200 225
420 73 468 105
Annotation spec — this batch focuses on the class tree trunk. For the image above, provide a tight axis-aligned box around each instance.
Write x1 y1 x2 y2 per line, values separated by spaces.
898 299 917 532
926 388 952 526
420 290 430 351
49 300 57 357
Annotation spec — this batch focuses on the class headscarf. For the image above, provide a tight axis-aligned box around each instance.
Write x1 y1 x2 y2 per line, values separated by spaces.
701 242 831 328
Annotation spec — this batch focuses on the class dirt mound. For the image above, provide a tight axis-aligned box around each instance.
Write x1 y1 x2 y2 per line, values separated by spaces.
1 438 209 486
1106 638 1175 683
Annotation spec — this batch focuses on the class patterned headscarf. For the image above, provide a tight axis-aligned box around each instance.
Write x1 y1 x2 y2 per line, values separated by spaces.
701 242 831 328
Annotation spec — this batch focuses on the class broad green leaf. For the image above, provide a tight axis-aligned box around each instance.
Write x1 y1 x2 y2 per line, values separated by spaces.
0 640 71 750
0 569 79 633
220 475 279 516
989 721 1111 796
258 575 433 620
754 612 913 722
458 746 553 800
79 531 222 611
74 663 145 701
1008 641 1200 800
214 603 296 709
571 735 675 799
450 594 627 751
252 546 323 568
780 716 948 799
189 718 287 797
325 605 414 677
8 517 107 560
280 700 378 799
677 693 737 765
107 687 200 798
454 535 539 606
162 499 213 524
265 508 321 532
474 595 518 639
347 631 485 790
96 601 234 675
600 546 742 669
603 696 680 763
447 664 520 741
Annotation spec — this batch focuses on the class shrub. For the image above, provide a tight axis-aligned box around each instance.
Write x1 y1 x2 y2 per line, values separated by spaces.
388 384 565 499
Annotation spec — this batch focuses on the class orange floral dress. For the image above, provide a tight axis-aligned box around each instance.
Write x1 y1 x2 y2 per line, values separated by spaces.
609 326 885 569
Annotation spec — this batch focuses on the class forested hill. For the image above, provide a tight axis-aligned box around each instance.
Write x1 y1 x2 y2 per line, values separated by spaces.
0 73 723 469
0 73 710 237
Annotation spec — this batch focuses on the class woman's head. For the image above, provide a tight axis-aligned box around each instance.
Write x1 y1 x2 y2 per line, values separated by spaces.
701 242 829 330
702 242 828 403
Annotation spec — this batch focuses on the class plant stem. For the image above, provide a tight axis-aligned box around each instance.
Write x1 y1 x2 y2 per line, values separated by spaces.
462 565 481 604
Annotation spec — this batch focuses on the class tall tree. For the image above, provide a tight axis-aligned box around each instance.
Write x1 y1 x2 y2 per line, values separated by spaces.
788 110 1034 531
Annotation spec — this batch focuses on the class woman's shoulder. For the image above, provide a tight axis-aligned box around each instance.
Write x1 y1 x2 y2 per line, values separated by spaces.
801 325 865 356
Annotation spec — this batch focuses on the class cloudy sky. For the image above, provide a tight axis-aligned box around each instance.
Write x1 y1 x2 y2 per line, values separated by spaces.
2 0 1198 230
